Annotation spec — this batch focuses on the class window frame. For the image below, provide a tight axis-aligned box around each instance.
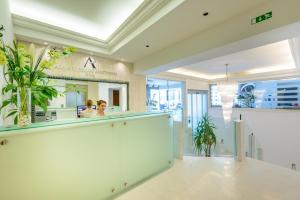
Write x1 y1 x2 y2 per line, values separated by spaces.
209 84 222 108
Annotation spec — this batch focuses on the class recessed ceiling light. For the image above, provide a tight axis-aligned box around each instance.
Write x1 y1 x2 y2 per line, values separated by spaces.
145 45 150 48
203 12 209 16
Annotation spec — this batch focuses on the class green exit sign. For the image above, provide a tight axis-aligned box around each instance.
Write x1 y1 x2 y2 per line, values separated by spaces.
251 11 272 25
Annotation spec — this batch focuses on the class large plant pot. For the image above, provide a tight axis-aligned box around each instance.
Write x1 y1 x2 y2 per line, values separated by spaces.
17 87 31 127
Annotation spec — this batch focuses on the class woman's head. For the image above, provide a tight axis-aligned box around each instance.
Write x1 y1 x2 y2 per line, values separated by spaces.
86 99 93 108
97 100 107 112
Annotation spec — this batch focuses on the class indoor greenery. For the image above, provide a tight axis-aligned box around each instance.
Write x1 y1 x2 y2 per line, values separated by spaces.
237 92 255 108
0 25 76 124
193 114 217 157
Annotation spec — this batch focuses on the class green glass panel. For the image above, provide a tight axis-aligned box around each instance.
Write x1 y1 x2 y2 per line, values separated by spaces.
0 112 166 133
0 123 120 200
0 113 173 200
119 115 173 188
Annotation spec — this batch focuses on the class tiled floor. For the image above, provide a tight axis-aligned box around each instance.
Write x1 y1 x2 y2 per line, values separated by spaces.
116 157 300 200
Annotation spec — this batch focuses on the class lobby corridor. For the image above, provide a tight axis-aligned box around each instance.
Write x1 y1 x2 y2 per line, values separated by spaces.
116 157 300 200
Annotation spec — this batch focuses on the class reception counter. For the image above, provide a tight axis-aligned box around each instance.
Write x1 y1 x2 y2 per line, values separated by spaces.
0 112 174 200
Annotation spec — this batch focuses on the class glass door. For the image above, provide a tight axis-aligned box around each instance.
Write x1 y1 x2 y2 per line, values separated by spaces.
184 90 208 155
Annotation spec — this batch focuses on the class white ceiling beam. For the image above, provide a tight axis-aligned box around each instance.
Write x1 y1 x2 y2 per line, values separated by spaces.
288 37 300 69
134 0 300 74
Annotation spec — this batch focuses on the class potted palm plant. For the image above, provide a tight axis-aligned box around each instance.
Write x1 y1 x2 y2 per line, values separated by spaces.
0 25 76 127
193 114 217 157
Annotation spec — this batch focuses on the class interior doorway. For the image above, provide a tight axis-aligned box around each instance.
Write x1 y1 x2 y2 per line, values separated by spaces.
184 90 208 156
112 90 120 106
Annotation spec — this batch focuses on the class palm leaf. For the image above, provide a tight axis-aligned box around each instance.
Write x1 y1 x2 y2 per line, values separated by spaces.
193 114 217 157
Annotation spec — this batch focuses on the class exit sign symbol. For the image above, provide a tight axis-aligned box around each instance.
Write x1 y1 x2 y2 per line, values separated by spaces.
251 11 272 25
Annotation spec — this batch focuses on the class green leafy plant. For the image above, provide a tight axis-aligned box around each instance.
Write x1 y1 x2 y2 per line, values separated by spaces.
237 92 255 108
0 25 76 123
193 114 217 157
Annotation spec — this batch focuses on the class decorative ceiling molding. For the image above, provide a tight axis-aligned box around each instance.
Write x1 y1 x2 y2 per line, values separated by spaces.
12 0 181 56
164 68 300 83
107 0 172 51
12 14 108 47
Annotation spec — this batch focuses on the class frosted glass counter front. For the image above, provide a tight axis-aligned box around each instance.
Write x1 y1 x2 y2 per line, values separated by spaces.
0 112 174 200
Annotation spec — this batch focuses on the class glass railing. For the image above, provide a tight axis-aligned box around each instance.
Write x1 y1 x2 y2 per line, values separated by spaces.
184 116 236 157
0 110 174 200
0 111 169 133
243 121 263 160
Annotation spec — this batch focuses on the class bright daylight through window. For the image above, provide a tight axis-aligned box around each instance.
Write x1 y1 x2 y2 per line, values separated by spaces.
210 78 300 109
146 78 183 121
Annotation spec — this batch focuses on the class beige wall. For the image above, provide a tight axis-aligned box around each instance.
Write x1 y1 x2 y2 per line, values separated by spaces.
25 42 146 112
52 52 146 112
87 82 99 104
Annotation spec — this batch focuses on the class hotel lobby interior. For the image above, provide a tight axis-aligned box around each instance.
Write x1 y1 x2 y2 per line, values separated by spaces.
1 0 300 199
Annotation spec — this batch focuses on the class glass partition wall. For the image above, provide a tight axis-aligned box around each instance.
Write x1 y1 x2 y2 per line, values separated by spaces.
146 78 183 121
146 78 236 158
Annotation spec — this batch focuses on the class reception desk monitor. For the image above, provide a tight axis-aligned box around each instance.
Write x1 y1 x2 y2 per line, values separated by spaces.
77 105 96 117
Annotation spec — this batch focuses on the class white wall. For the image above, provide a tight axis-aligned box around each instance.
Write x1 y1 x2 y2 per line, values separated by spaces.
209 107 300 171
98 82 127 111
0 0 14 126
0 0 13 44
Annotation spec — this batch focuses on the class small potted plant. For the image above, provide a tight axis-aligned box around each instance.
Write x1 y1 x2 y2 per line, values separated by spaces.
193 114 217 157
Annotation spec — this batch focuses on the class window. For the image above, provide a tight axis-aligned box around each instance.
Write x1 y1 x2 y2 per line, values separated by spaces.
235 78 300 109
65 84 88 107
210 78 300 109
210 84 222 107
146 78 183 121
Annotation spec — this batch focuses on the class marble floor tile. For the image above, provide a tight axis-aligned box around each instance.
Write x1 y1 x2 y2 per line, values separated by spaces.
116 157 300 200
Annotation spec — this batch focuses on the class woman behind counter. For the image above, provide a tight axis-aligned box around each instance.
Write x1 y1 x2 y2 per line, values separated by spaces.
97 100 107 116
80 99 96 118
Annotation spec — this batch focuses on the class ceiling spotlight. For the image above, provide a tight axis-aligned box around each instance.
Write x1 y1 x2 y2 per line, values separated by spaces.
145 45 150 48
203 12 209 16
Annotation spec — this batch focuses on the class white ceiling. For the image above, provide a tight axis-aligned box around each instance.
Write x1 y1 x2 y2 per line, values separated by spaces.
10 0 269 63
11 0 300 80
185 40 294 73
113 0 268 61
10 0 144 40
167 40 297 80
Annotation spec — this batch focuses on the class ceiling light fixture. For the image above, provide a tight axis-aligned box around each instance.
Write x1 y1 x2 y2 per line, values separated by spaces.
203 12 209 16
217 64 237 123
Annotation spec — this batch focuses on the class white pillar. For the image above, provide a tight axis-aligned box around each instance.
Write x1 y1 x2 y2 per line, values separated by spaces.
0 0 14 44
0 0 14 126
173 121 184 159
234 120 245 161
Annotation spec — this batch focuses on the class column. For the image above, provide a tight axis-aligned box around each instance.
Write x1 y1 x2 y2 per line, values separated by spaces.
0 0 14 126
